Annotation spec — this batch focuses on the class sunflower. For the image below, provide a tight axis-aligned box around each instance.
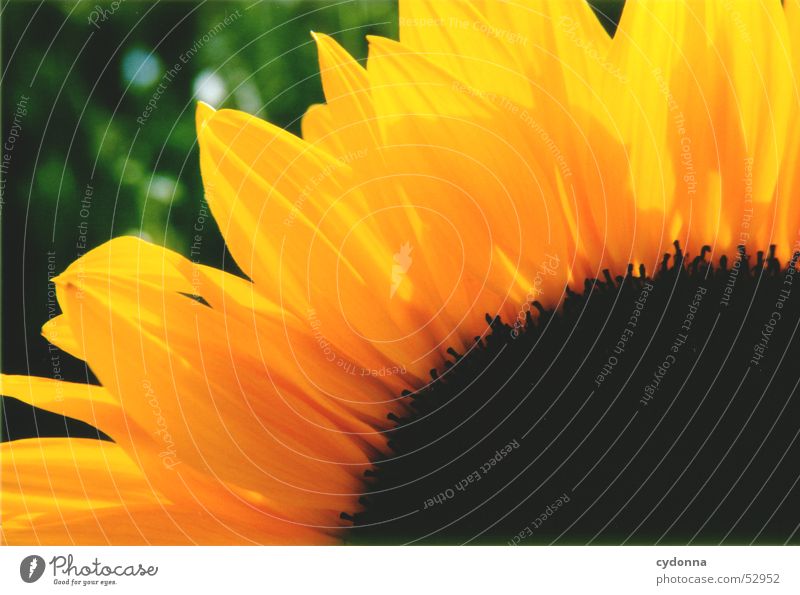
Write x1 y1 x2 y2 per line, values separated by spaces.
3 0 800 545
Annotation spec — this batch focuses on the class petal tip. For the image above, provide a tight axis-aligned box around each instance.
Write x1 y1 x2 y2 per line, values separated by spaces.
196 101 216 131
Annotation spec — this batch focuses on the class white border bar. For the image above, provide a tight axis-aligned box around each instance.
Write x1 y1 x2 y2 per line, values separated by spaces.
1 546 797 594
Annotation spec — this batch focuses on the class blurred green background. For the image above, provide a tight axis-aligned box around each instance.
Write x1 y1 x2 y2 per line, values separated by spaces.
1 0 622 439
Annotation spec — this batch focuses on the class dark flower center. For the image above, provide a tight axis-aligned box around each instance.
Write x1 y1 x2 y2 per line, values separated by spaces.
348 243 800 545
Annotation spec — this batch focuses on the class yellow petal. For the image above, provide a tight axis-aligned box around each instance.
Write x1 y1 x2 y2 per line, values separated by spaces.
2 504 335 545
776 0 800 257
301 102 347 157
399 0 534 107
609 0 793 258
312 32 384 164
0 437 334 544
1 438 161 527
52 259 377 526
1 375 129 444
